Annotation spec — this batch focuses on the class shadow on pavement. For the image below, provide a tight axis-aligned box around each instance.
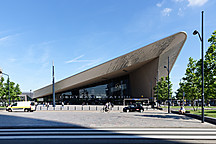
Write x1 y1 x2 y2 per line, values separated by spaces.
0 113 188 144
134 113 194 120
0 113 82 128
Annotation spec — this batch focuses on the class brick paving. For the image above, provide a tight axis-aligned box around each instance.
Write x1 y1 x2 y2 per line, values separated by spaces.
0 110 215 128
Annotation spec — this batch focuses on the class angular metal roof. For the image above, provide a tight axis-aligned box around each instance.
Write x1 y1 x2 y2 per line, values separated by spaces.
33 32 187 98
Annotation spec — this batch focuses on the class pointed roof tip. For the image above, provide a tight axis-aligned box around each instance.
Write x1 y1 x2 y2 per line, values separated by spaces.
179 31 187 36
177 31 187 38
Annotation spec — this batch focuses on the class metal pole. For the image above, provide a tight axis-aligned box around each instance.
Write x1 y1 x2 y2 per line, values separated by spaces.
168 56 170 113
151 81 152 103
8 75 10 105
201 11 204 123
30 89 32 101
157 72 159 108
52 61 55 108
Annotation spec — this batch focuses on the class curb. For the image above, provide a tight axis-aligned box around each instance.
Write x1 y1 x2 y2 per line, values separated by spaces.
171 110 216 125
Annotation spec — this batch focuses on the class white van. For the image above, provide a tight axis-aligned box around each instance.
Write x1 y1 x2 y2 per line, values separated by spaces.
6 101 36 112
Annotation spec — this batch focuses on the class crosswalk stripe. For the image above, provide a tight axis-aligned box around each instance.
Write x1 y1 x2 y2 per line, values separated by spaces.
0 128 216 131
0 135 216 140
0 128 216 140
0 131 216 135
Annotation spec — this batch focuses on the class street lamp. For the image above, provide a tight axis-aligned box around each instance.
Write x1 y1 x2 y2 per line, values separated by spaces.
164 56 170 113
52 61 55 108
193 11 204 123
30 89 32 100
155 72 159 108
0 70 10 105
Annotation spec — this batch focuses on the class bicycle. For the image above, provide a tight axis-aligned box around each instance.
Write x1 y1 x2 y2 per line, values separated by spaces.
100 106 111 113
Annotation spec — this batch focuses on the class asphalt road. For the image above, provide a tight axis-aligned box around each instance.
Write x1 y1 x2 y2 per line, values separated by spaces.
0 128 216 144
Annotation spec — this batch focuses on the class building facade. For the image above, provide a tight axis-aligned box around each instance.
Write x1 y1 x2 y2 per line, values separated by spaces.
33 32 187 105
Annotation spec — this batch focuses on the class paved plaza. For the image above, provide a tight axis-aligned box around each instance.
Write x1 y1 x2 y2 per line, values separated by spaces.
0 110 215 128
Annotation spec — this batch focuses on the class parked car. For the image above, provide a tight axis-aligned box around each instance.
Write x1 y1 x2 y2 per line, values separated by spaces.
123 104 144 113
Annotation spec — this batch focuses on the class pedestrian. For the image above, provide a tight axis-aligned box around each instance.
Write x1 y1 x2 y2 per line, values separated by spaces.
111 102 114 108
35 102 38 110
62 102 64 109
47 102 49 110
105 102 109 112
179 106 185 114
108 102 111 109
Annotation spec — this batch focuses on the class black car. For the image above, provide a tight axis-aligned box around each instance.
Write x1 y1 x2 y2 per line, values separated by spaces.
123 104 144 113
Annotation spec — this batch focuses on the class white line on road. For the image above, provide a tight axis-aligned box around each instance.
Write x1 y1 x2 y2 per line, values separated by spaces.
1 131 216 135
0 128 216 131
0 135 216 140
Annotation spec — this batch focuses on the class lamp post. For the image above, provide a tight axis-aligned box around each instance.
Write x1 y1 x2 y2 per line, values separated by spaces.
52 61 55 108
0 70 10 105
193 11 204 123
155 72 159 108
164 56 170 113
30 89 32 101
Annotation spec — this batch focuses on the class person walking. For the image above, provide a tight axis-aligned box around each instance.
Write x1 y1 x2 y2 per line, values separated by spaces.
47 102 49 110
179 106 185 114
61 102 64 110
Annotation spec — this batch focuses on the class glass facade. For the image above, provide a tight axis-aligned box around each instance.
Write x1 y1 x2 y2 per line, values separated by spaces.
43 75 131 105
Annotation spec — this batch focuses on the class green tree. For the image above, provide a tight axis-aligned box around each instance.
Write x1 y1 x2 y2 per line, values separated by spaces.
204 30 216 101
175 80 185 100
195 30 216 103
182 57 200 111
177 30 216 109
14 84 22 101
3 78 11 102
1 78 21 103
154 76 173 103
0 77 6 101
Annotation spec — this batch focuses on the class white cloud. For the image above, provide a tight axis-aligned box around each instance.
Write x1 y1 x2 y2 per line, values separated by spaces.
187 0 208 7
65 55 101 72
0 36 10 42
65 55 98 63
8 58 16 63
156 3 162 7
76 59 101 71
162 8 172 16
0 33 21 43
156 0 165 7
173 0 184 2
178 8 184 16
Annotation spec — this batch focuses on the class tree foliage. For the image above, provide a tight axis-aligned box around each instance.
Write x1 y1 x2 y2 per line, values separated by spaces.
0 77 21 103
176 57 200 110
154 76 173 102
176 30 216 108
204 30 216 100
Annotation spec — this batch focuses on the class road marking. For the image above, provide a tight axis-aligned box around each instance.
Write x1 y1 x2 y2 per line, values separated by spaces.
0 131 216 135
0 128 215 140
1 128 216 131
0 135 216 140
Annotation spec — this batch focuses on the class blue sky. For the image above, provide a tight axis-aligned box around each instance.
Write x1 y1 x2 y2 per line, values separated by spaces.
0 0 215 94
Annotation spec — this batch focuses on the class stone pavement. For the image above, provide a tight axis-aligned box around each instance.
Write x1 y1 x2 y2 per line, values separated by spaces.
0 110 215 128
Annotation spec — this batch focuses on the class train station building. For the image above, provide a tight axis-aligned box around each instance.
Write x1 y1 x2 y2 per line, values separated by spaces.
33 32 187 105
